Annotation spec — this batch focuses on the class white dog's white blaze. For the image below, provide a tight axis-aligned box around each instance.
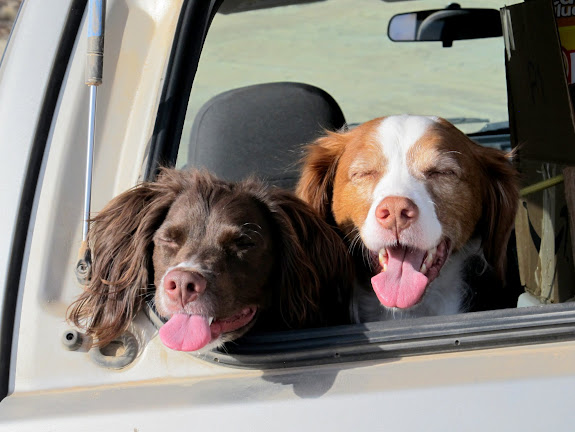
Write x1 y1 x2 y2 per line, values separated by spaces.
360 115 442 252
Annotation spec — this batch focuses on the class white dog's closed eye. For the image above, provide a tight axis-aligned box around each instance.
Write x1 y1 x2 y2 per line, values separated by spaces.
297 114 519 323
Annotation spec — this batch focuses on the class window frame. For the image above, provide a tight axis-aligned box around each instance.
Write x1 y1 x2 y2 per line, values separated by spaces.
146 0 223 180
145 0 575 368
0 0 87 402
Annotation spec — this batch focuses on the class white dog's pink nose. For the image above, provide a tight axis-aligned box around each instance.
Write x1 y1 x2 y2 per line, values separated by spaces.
375 196 419 235
163 270 207 305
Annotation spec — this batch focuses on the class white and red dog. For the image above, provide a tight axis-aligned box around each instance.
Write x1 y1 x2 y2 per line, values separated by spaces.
297 115 519 322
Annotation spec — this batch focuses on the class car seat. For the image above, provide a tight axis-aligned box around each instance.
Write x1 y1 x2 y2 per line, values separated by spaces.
187 82 346 189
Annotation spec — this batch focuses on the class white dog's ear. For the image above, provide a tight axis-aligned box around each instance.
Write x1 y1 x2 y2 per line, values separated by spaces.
476 147 519 281
296 131 347 223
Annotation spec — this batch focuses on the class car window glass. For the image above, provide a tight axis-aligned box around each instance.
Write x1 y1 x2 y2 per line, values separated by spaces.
176 0 509 167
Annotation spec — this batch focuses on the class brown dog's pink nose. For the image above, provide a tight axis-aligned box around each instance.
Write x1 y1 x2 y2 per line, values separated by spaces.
163 270 207 305
375 196 419 234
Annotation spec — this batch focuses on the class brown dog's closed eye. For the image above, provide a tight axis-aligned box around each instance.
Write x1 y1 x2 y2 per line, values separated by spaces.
68 169 353 350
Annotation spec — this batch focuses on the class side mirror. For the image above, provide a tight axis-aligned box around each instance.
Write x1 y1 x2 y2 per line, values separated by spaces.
388 3 502 47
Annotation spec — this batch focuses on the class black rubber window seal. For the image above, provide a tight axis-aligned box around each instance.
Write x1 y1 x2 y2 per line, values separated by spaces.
145 0 223 181
209 303 575 368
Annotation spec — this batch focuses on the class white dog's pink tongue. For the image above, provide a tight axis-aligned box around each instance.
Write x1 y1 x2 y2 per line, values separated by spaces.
371 247 428 309
159 314 211 351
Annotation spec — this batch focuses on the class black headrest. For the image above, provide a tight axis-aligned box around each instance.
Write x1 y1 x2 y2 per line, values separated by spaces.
188 82 346 189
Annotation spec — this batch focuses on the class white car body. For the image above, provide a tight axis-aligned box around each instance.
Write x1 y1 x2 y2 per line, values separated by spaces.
1 1 575 430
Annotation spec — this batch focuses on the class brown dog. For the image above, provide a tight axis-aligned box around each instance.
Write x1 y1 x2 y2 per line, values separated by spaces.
69 169 352 351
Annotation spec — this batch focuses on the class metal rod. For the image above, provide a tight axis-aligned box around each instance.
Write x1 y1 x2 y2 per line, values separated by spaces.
82 0 105 241
83 85 97 241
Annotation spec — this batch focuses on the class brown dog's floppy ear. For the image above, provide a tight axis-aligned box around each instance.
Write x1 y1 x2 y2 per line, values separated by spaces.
296 131 346 223
68 169 186 346
263 189 353 328
476 147 520 281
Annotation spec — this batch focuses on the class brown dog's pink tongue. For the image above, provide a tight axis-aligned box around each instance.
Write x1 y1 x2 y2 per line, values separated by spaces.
159 314 211 351
371 247 428 309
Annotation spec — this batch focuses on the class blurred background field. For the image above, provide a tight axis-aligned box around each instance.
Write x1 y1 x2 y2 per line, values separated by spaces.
0 0 20 54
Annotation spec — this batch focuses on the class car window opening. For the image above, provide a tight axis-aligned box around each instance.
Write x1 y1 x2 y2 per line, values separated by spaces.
142 0 575 366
